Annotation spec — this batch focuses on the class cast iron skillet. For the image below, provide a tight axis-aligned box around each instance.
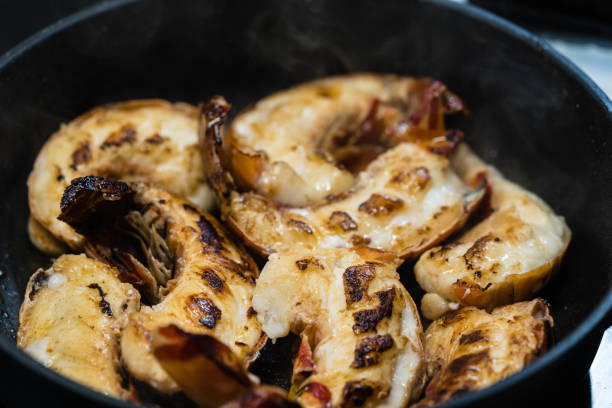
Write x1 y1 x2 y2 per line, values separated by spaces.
0 0 611 407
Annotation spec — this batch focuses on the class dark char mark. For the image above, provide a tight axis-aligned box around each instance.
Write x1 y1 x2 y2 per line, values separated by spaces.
187 295 222 328
202 268 224 291
351 334 394 368
352 288 396 334
28 269 49 301
343 263 376 306
88 283 113 317
341 380 374 408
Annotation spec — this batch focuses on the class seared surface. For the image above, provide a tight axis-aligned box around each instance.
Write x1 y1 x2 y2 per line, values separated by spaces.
18 254 140 399
253 248 425 408
58 178 264 394
415 145 571 316
27 99 214 252
205 97 484 259
414 299 553 407
227 74 464 207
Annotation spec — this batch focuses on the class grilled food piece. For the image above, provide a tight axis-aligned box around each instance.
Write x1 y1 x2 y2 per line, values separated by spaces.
415 145 571 317
227 73 465 206
204 97 485 259
413 299 553 407
152 325 298 408
18 254 140 399
28 99 215 253
252 247 425 408
58 176 264 394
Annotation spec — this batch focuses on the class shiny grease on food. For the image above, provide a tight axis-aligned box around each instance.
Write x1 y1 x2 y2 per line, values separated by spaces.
18 254 140 399
204 96 485 259
18 73 570 407
27 99 215 253
226 74 465 207
413 299 553 407
57 176 264 394
416 145 571 318
253 247 425 408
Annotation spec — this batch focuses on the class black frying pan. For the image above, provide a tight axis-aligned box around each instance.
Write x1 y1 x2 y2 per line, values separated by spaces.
0 0 611 407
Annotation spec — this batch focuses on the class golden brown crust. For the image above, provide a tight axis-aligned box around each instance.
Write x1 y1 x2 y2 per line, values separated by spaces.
252 248 425 408
18 254 140 399
202 97 485 260
413 299 553 407
27 99 215 251
57 177 264 394
415 145 572 313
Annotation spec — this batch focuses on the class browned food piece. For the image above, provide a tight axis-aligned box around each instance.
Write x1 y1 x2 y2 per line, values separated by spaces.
27 215 67 255
202 96 485 259
18 254 140 399
27 99 214 253
415 145 571 316
59 176 264 394
152 325 298 408
252 247 425 408
226 73 465 207
413 299 553 407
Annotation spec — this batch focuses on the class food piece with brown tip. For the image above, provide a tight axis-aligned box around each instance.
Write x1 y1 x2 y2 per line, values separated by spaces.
152 325 298 408
413 299 553 407
27 99 215 253
415 145 571 315
202 97 485 259
58 176 264 394
252 247 425 408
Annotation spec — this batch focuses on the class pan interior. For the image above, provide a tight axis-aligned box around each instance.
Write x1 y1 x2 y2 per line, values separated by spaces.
0 0 610 405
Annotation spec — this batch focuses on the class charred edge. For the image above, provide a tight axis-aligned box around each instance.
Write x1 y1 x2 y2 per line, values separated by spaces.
328 211 358 231
100 125 137 150
358 193 403 216
247 307 257 318
202 268 224 291
352 288 396 334
58 177 135 237
287 219 313 234
463 234 493 270
70 141 91 170
296 258 324 271
197 216 223 251
88 283 113 317
145 133 166 144
154 325 253 388
201 96 235 203
59 176 131 213
28 269 49 301
187 295 222 328
343 264 376 306
351 334 394 369
458 330 487 345
341 380 375 408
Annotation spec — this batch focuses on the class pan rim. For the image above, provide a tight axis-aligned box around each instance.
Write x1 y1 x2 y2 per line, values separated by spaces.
0 0 610 407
